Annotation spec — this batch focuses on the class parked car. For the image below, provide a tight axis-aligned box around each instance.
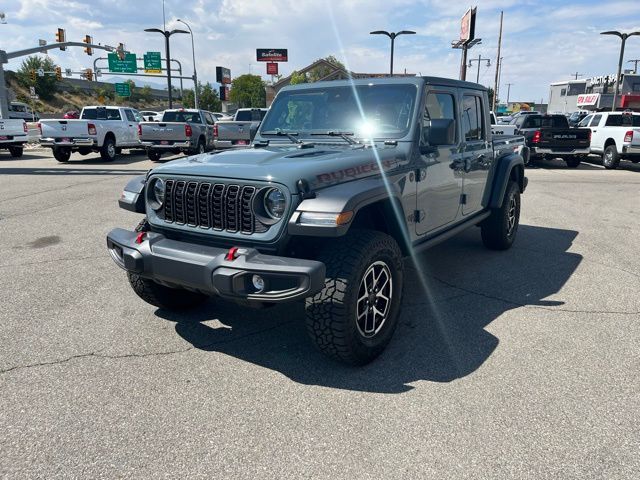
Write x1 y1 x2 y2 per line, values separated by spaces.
577 111 640 169
213 108 268 149
63 110 80 119
39 106 142 162
0 118 28 158
514 113 591 167
568 110 589 127
139 110 162 122
508 111 540 124
490 111 517 136
211 112 233 122
107 76 528 365
138 108 216 161
8 102 39 122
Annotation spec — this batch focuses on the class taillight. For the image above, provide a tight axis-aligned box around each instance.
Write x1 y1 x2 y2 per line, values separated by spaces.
624 130 633 142
37 122 42 134
88 123 97 135
213 124 218 138
23 122 28 133
532 130 541 144
137 124 142 137
588 130 592 141
185 124 192 137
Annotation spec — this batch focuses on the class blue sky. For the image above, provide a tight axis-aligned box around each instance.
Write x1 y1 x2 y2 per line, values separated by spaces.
2 0 640 103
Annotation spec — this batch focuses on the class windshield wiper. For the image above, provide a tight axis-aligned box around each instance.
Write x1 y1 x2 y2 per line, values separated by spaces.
261 129 302 144
310 130 358 144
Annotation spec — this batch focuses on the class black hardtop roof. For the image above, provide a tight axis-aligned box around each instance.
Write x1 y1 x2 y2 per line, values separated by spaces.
279 76 487 92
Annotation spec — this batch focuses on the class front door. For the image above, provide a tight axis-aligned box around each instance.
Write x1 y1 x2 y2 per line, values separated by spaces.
460 93 492 215
416 89 463 235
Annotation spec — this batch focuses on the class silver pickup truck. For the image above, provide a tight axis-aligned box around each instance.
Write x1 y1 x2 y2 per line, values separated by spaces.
139 109 216 161
213 108 268 150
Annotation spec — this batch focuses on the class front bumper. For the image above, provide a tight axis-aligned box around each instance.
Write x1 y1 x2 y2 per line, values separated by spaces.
531 147 590 156
140 140 192 150
106 228 325 303
40 137 95 147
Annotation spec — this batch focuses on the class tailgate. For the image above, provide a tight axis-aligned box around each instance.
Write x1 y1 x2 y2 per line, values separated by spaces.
0 119 26 139
140 122 187 142
216 122 253 141
40 120 89 138
539 128 590 149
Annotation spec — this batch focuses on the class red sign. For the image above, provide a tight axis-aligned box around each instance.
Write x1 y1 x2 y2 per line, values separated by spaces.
266 62 278 75
577 94 600 107
460 7 477 43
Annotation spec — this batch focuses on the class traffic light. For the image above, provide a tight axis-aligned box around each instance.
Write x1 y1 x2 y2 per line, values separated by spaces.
30 69 36 83
85 68 93 81
55 28 66 50
55 66 62 81
83 35 93 56
116 43 126 61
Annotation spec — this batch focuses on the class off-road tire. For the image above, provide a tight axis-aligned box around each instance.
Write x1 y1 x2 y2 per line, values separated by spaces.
8 146 23 158
127 272 209 311
481 180 520 250
305 229 404 365
148 150 162 162
53 146 71 162
100 137 116 162
565 156 581 168
602 145 620 170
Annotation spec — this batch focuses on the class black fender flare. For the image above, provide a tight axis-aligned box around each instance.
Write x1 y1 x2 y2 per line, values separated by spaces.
488 152 526 209
288 176 407 238
118 175 146 213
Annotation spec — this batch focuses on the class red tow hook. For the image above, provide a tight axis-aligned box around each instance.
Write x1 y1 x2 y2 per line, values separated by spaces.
135 232 147 244
225 246 239 261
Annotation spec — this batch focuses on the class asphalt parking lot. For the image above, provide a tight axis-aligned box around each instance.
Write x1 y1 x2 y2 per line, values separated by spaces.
1 148 639 479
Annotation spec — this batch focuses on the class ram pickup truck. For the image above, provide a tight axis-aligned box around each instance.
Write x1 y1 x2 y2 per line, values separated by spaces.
107 76 528 366
577 111 640 169
213 108 268 150
40 106 142 162
138 109 216 161
0 118 28 158
514 114 591 167
491 111 516 136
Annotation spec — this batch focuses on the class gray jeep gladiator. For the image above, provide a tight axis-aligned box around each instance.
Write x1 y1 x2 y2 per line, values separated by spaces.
107 77 528 365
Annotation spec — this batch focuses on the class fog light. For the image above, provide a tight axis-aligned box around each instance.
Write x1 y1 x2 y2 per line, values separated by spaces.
252 274 265 292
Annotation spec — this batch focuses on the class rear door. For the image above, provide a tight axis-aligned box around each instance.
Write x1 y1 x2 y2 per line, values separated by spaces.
203 112 216 147
460 92 492 215
123 109 138 145
416 88 464 235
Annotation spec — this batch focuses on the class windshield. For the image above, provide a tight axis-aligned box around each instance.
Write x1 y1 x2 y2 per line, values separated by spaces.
260 84 418 140
162 111 201 123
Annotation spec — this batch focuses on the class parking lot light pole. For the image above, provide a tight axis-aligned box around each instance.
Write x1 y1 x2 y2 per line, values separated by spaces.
177 19 198 109
370 30 416 75
144 27 188 108
600 30 640 111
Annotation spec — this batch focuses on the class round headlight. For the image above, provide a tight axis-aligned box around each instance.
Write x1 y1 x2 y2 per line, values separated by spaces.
152 178 165 210
263 188 286 219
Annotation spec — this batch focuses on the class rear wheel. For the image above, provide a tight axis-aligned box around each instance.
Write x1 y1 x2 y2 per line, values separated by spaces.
147 150 162 161
305 230 404 365
481 181 521 250
100 137 116 162
602 145 620 169
53 146 71 162
565 156 581 168
8 146 23 158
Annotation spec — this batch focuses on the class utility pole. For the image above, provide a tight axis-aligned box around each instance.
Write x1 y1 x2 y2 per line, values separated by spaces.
571 72 584 80
493 11 503 111
505 83 514 104
628 59 640 74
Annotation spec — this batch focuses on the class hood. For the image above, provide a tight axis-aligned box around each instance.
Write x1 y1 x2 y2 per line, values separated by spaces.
150 143 409 192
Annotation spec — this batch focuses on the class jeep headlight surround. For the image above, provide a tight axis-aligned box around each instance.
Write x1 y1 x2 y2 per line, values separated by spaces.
263 187 287 220
149 177 165 211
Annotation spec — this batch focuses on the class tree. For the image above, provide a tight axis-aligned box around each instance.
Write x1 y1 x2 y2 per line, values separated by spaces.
199 82 222 112
139 85 153 103
307 55 345 82
16 56 58 100
229 74 266 108
289 71 308 85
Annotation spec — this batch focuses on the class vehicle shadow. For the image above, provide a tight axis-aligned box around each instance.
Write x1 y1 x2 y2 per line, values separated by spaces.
528 158 602 170
582 155 640 172
155 224 582 393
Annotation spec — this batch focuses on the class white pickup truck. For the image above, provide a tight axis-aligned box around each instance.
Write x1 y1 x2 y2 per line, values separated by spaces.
577 111 640 169
39 106 142 162
0 118 28 158
490 112 516 136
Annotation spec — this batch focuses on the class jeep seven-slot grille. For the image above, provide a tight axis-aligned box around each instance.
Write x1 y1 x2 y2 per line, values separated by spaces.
163 179 264 234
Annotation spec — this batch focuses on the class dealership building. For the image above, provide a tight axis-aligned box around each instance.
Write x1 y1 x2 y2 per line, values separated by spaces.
548 73 640 113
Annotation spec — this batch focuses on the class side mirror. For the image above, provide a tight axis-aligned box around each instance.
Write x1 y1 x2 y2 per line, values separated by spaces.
427 118 456 146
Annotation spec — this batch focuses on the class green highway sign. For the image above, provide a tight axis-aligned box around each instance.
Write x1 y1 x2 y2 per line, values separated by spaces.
115 82 131 97
108 52 137 73
144 51 162 73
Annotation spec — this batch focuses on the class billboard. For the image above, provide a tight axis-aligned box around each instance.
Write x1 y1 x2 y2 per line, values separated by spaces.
257 49 288 62
216 66 231 85
460 7 477 44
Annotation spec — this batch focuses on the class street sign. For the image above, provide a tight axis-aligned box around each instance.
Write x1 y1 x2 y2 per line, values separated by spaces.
266 62 278 75
65 68 72 76
37 68 44 77
29 86 36 95
30 94 39 100
144 51 162 73
108 52 137 73
216 66 231 84
115 82 131 97
256 49 288 62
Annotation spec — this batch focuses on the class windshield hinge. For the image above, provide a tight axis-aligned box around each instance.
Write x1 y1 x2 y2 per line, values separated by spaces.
413 210 422 223
414 168 425 182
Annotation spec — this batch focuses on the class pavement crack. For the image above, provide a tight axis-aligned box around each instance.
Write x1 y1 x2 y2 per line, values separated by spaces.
0 254 105 269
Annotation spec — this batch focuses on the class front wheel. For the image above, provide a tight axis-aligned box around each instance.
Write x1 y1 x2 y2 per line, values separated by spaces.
602 145 620 169
53 146 71 162
8 146 23 158
481 181 521 250
147 150 162 162
305 230 404 365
